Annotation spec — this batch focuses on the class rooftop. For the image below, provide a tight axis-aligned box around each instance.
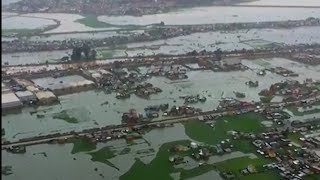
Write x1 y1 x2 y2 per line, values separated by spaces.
2 93 21 104
15 90 35 98
35 91 56 100
32 75 94 90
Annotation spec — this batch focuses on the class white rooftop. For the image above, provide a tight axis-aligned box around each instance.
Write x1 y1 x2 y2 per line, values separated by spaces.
15 90 34 97
2 93 21 104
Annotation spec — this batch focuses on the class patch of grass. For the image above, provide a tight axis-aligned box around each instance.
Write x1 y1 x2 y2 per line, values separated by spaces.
231 139 257 153
288 133 302 145
76 15 114 28
179 164 216 180
52 110 78 123
260 96 274 103
71 137 96 154
98 50 115 59
238 170 283 180
76 14 143 29
184 113 266 145
286 106 320 116
88 146 119 170
215 156 273 179
303 174 320 180
216 156 269 172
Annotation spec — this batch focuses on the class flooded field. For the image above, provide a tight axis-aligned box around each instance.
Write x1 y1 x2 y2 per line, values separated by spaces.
27 30 145 42
22 13 119 33
98 6 320 26
125 26 320 56
2 16 57 29
240 0 320 6
2 123 193 180
3 26 320 65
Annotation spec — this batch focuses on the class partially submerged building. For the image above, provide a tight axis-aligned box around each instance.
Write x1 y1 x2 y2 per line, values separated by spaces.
15 90 37 103
2 92 22 110
2 82 23 110
32 75 95 96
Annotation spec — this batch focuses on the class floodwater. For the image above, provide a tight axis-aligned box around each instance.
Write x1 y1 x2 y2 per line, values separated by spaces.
3 26 320 65
98 6 320 26
125 26 320 56
3 58 319 142
2 16 57 29
1 123 193 180
22 13 119 33
27 30 144 42
2 50 70 65
240 0 320 6
1 0 21 6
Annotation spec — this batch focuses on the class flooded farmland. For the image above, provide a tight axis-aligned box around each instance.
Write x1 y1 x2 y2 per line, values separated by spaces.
2 1 320 179
3 26 320 65
98 6 320 26
2 16 57 30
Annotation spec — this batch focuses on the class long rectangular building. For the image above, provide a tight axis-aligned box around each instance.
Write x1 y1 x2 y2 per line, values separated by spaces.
2 92 22 109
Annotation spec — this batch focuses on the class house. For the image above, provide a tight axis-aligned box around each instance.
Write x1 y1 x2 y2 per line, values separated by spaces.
15 90 37 103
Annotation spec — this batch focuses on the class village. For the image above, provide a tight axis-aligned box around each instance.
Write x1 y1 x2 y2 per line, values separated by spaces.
2 44 320 179
2 1 320 178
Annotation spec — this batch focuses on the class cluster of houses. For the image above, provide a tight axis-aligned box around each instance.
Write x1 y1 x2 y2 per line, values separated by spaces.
259 79 320 102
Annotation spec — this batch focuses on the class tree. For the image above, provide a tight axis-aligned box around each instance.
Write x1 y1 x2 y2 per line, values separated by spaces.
71 47 82 61
82 43 91 60
90 49 97 60
214 48 222 60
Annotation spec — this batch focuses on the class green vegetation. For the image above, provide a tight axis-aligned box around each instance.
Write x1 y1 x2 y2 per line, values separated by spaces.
71 137 96 154
76 15 143 29
304 174 320 180
215 156 276 179
231 139 257 153
286 106 320 116
260 96 274 103
2 29 39 36
184 113 266 145
179 164 216 179
88 146 118 170
288 133 303 145
98 50 116 59
52 110 78 123
76 15 115 28
238 171 282 180
120 140 190 180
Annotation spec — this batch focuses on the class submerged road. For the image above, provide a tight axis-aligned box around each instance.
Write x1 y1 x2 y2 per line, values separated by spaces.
2 96 319 149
